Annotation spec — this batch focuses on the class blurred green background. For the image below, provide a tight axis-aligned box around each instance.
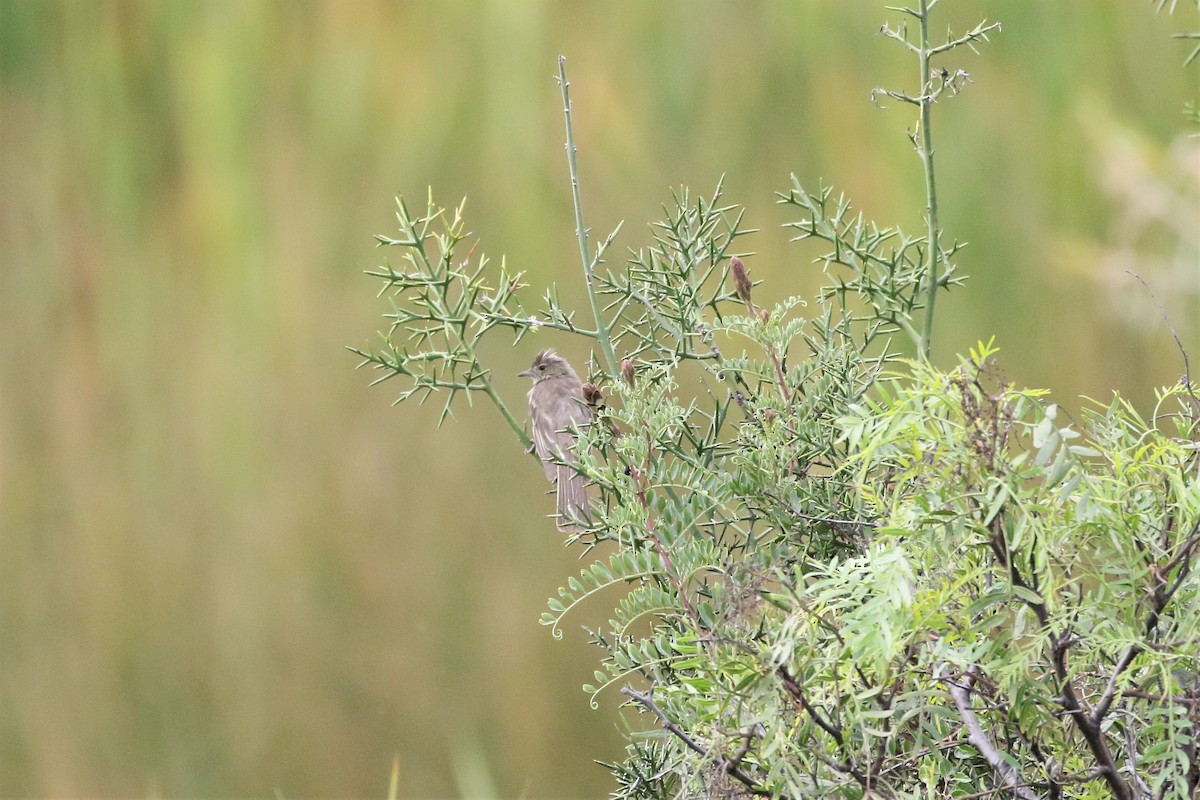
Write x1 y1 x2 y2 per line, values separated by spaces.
1 1 1197 797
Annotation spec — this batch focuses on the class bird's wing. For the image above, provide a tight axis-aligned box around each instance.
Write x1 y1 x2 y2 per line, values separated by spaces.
532 410 560 481
552 394 592 461
532 388 591 482
555 396 593 528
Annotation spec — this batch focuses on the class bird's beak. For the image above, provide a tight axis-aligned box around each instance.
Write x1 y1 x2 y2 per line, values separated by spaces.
517 368 534 378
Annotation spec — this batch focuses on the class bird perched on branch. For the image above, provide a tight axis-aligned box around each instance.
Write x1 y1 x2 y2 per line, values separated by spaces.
519 349 591 529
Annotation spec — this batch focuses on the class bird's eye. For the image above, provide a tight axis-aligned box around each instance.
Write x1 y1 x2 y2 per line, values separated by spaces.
538 364 546 371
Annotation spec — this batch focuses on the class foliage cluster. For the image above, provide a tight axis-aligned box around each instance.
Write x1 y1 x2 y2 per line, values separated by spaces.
355 2 1200 798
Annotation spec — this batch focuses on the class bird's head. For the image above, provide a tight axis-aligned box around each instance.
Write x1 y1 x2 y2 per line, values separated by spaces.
518 349 577 383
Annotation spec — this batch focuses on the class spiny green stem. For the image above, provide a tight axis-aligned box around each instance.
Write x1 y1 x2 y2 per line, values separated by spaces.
448 292 529 448
917 0 942 363
389 197 532 450
558 55 620 376
482 376 532 450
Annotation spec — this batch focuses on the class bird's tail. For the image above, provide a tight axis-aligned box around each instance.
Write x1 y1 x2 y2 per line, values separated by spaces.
556 464 589 530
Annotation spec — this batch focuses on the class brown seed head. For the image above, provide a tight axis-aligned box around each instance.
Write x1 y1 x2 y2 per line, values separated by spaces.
582 382 603 407
621 359 636 387
730 256 753 309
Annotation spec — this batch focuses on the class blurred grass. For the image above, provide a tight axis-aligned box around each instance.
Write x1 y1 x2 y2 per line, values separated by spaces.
0 1 1196 796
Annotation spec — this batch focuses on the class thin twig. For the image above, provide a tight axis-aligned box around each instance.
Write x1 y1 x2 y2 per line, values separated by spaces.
1092 644 1140 723
620 686 774 797
776 666 845 747
1126 270 1200 417
987 508 1135 800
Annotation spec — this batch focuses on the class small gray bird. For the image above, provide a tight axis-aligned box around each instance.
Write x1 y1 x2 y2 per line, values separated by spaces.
518 349 591 528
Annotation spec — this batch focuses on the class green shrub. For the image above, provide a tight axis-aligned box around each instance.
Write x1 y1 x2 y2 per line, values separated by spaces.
355 3 1199 797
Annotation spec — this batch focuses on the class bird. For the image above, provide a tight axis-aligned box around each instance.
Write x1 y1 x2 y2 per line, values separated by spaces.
518 349 592 529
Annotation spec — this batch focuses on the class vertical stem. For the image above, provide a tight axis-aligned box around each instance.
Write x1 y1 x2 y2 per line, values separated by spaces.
558 55 620 376
917 0 941 363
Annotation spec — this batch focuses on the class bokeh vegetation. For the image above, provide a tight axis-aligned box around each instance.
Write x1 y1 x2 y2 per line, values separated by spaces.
1 2 1196 797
